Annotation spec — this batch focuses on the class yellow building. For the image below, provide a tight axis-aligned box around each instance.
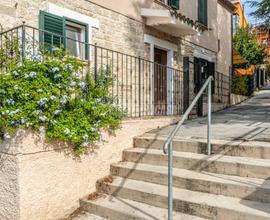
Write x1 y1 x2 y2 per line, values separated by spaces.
231 0 248 65
231 0 248 33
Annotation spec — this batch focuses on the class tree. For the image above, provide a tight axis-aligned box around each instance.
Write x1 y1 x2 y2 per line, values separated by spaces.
233 26 266 65
247 0 270 26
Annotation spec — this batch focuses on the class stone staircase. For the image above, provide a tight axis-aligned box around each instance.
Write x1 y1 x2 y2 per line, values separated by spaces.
77 134 270 220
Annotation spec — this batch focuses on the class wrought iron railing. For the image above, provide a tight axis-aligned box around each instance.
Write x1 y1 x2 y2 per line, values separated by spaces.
0 24 184 118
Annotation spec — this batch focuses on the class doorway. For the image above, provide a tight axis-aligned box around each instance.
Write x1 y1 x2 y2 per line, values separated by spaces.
194 57 215 116
154 47 167 115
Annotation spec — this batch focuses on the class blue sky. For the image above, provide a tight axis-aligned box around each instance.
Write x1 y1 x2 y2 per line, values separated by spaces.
243 0 261 24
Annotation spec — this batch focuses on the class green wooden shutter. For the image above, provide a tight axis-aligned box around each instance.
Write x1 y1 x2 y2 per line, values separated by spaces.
198 0 208 26
39 11 64 49
170 0 179 10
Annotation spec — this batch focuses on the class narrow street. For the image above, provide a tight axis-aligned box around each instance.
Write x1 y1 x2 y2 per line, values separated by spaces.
152 85 270 143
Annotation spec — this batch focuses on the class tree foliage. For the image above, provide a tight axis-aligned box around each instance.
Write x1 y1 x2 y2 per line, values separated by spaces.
0 49 125 155
247 0 270 26
233 26 266 65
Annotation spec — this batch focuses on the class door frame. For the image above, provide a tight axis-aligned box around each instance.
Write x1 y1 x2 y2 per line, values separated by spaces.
144 34 177 115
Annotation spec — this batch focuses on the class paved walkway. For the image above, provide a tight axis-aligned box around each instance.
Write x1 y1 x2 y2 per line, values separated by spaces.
150 85 270 142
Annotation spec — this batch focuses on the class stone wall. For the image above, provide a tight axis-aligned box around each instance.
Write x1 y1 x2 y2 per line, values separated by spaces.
0 117 178 220
230 93 248 105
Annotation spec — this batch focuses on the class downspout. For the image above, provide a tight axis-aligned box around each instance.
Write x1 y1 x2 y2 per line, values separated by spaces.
230 13 233 105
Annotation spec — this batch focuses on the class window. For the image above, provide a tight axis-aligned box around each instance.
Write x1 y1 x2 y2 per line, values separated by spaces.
198 0 208 27
233 13 240 33
39 11 89 60
159 0 179 10
66 21 86 59
218 39 221 52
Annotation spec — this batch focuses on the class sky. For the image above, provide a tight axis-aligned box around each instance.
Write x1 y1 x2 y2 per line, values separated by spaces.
242 0 262 25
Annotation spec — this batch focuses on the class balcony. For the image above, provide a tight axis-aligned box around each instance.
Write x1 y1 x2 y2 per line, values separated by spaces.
141 1 205 36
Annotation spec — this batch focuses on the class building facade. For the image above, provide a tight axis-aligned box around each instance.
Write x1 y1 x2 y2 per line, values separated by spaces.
0 1 236 219
0 0 235 117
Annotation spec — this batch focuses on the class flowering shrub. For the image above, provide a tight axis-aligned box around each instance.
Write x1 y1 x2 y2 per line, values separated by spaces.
0 49 124 154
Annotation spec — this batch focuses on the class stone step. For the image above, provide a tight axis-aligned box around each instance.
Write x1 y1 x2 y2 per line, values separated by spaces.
122 148 270 179
134 135 270 159
80 195 206 220
71 212 110 220
97 177 270 220
110 162 270 203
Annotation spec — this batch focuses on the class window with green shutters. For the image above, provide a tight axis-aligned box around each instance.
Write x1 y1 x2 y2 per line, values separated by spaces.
198 0 208 27
39 11 89 60
169 0 179 10
159 0 179 10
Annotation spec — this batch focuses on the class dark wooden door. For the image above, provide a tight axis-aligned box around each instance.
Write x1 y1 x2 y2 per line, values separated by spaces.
194 57 215 117
154 48 167 115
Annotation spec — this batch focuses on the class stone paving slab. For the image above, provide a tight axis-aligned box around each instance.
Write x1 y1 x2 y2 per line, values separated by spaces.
149 87 270 142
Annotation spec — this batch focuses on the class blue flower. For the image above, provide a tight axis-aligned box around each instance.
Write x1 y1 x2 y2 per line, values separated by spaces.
95 98 102 103
90 127 96 132
64 128 70 135
34 110 43 115
24 74 29 79
39 115 47 122
52 47 60 52
6 99 15 105
80 82 85 90
51 67 59 73
19 117 25 124
29 71 37 78
9 109 20 116
12 70 19 76
31 55 41 61
50 120 57 125
13 85 19 90
69 81 76 87
11 120 17 126
17 63 23 67
83 134 89 141
54 109 61 115
60 95 68 105
3 133 11 140
37 98 48 107
50 95 56 101
1 110 10 115
65 63 73 70
54 74 62 79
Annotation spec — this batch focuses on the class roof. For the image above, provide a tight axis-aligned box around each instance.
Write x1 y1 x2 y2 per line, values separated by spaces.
218 0 236 12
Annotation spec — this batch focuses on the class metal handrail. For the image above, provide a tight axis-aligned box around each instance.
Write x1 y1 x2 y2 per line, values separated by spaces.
163 75 214 220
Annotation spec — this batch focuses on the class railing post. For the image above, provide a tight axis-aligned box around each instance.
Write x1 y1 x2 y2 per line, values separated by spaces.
168 142 173 220
139 57 142 117
207 80 212 156
21 21 26 61
94 43 98 83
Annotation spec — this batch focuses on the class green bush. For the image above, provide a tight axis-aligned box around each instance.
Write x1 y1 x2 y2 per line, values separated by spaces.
0 49 125 155
231 72 249 96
